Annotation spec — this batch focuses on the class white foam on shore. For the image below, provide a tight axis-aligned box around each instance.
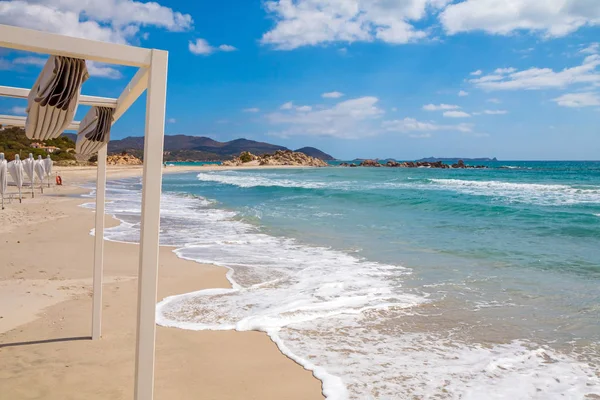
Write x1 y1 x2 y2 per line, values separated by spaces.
195 170 600 207
428 179 600 205
83 178 600 399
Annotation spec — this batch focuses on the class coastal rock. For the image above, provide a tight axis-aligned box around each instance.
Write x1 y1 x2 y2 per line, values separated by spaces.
106 153 143 166
360 159 382 167
222 150 328 167
340 158 487 169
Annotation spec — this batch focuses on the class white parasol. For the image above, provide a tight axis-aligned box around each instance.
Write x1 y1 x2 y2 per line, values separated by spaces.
7 154 25 203
25 56 89 140
0 153 7 210
35 155 46 193
22 153 35 198
43 155 53 187
76 106 114 155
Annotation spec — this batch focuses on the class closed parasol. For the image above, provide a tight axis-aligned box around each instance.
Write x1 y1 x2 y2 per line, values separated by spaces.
35 155 46 193
22 153 35 198
7 154 25 202
43 155 53 187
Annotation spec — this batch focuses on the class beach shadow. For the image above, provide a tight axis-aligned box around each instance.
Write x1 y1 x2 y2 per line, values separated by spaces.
0 336 91 348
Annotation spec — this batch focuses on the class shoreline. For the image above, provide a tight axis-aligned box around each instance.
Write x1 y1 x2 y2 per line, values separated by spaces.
0 165 324 399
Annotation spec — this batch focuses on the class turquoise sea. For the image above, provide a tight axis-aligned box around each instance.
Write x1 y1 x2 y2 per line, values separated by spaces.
92 161 600 399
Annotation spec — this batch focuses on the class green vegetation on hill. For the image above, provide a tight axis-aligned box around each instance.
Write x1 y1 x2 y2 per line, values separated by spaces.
0 126 77 161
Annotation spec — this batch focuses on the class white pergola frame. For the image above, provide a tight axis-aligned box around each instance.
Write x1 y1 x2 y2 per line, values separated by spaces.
0 24 167 400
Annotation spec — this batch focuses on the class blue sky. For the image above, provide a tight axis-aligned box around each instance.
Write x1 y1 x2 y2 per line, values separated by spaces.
0 0 599 160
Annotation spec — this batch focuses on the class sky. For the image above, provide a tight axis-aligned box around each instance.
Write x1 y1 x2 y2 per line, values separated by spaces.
0 0 599 160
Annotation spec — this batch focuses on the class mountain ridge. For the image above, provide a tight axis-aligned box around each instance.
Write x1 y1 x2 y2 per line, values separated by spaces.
62 134 335 161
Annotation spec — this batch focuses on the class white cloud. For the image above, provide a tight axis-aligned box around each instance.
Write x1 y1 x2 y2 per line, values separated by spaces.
0 0 192 44
243 108 261 113
218 44 238 52
475 110 508 115
167 118 176 123
580 43 599 55
553 92 600 108
423 103 460 111
189 39 214 55
13 56 46 66
383 118 473 133
440 0 600 38
261 0 449 50
494 67 517 74
86 61 122 79
487 98 502 104
296 105 313 112
443 110 471 118
458 90 469 96
322 91 344 99
10 106 26 115
267 96 384 139
470 70 483 76
189 38 238 55
469 55 600 90
280 101 294 110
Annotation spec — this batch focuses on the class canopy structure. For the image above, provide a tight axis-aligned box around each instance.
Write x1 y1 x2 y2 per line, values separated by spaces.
0 24 167 400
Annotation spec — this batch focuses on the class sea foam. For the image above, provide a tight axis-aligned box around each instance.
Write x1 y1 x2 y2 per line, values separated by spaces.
83 178 600 399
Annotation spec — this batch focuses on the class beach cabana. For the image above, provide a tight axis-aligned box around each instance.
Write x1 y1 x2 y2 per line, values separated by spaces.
0 24 168 400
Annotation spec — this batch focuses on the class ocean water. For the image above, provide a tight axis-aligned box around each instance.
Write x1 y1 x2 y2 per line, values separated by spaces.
86 161 600 399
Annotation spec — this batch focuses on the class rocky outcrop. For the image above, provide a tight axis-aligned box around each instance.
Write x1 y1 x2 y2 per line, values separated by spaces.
359 159 382 167
340 159 487 169
222 150 328 167
106 153 143 165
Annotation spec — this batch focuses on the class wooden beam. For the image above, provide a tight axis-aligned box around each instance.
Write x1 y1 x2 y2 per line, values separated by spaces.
0 115 80 131
0 85 118 108
112 67 149 123
0 25 151 67
91 145 107 340
134 49 168 400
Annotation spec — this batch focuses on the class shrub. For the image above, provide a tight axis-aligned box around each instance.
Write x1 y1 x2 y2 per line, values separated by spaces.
239 151 254 163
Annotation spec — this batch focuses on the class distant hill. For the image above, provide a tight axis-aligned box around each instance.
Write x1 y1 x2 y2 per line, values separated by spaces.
63 133 332 162
1 127 76 162
295 147 335 161
416 157 498 162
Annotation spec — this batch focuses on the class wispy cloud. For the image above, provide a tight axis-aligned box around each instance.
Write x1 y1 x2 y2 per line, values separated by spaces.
267 96 384 139
458 90 469 96
553 92 600 108
443 110 471 118
423 103 460 111
383 118 473 133
243 107 261 113
322 91 344 99
189 38 237 55
469 55 600 90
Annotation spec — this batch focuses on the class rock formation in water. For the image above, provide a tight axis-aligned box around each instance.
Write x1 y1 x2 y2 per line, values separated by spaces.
340 159 486 169
222 150 328 167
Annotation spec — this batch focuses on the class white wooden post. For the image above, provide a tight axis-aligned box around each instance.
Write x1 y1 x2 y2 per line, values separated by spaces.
92 145 107 340
134 49 168 400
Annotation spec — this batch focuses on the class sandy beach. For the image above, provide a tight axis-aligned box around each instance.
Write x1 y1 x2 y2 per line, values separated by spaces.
0 165 324 399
